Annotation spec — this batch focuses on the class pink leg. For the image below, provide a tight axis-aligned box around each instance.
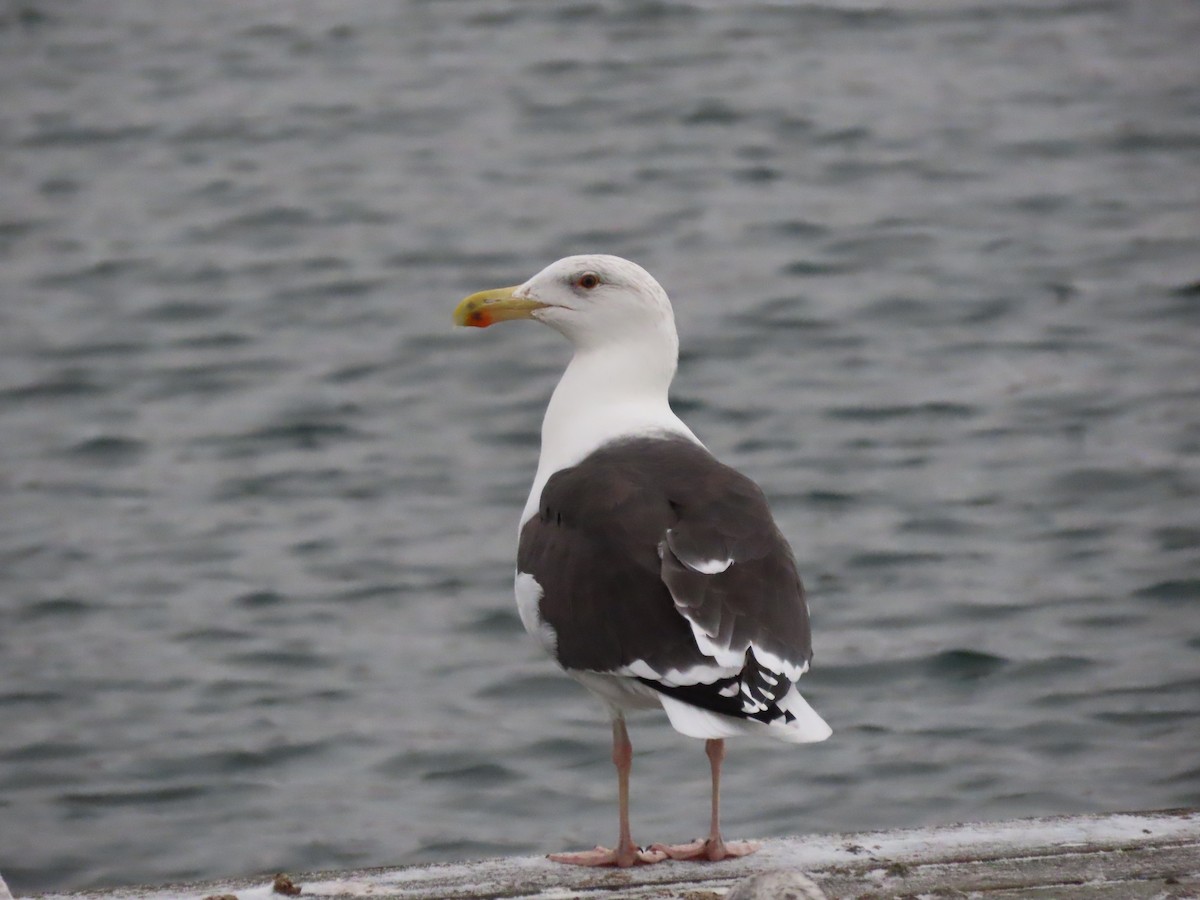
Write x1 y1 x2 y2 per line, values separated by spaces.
653 739 759 862
548 718 667 867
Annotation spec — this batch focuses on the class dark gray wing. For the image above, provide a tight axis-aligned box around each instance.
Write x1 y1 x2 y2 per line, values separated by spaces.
517 435 813 722
655 442 812 711
517 438 707 677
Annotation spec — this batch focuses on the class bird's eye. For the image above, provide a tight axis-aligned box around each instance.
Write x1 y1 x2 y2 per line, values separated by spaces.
576 272 601 290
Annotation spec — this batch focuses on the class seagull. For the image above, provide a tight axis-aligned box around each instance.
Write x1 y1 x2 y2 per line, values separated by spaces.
454 255 831 867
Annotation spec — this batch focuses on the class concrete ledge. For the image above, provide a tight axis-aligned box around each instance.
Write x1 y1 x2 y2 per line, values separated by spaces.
20 808 1200 900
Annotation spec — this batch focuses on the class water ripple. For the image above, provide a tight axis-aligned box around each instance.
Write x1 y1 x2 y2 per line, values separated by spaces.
3 0 1199 891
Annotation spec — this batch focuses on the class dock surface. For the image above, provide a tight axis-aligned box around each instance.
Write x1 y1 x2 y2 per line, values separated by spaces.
20 808 1200 900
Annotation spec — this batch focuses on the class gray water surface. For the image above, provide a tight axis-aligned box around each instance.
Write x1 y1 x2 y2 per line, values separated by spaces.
2 0 1199 891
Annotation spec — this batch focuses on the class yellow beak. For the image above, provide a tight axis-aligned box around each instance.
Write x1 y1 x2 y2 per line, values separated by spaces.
453 286 547 328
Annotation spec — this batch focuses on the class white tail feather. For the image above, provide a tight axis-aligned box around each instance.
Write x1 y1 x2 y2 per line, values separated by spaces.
658 686 831 744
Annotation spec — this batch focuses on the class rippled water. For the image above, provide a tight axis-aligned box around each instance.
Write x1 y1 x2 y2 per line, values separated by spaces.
2 0 1199 891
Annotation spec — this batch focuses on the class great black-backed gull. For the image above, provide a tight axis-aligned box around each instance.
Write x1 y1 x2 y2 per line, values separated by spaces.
453 255 831 867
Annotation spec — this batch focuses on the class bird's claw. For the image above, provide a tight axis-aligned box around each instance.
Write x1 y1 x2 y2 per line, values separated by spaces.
549 843 668 867
650 838 759 862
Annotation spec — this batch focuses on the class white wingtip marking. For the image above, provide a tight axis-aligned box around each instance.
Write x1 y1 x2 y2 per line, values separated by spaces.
688 624 745 668
616 658 737 687
753 644 806 682
687 556 734 575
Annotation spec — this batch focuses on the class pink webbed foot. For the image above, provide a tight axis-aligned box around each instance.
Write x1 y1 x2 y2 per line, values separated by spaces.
651 837 759 862
549 843 669 867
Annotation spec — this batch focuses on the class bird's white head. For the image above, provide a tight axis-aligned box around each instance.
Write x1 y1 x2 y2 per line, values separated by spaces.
457 255 699 519
454 254 678 357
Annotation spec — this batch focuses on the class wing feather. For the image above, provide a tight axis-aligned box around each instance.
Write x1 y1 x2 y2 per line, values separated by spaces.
518 435 816 726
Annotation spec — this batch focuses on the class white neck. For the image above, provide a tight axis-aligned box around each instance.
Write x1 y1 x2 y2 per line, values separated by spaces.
519 335 699 524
